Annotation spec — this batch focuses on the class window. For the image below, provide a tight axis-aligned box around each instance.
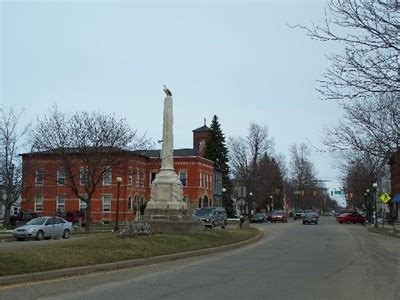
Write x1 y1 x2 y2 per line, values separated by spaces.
140 171 145 187
79 199 87 211
179 171 187 187
57 168 66 185
102 195 111 212
35 194 43 212
135 171 140 187
150 172 157 186
80 168 88 186
128 197 132 211
103 167 112 186
57 195 65 212
35 170 44 185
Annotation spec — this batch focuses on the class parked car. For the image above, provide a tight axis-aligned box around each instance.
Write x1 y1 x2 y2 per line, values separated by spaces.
192 207 227 228
12 216 73 241
271 211 288 223
324 211 334 217
334 210 345 217
62 210 86 227
9 211 39 226
293 210 304 220
251 213 266 223
336 212 365 224
303 211 318 225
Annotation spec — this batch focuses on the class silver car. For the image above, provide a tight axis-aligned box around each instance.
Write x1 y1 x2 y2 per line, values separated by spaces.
12 216 73 241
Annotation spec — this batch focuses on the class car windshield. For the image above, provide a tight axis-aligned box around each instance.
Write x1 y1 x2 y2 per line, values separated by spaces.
273 211 284 216
25 217 47 226
193 208 213 216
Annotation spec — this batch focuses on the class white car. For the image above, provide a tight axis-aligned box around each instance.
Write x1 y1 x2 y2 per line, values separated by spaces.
12 216 73 241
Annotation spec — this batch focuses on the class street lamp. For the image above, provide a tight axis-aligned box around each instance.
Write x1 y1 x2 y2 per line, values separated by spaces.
114 176 123 232
365 189 370 223
270 195 273 212
372 183 378 228
248 192 254 218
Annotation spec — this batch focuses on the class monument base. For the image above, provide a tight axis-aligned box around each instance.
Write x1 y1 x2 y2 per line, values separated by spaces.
141 216 203 233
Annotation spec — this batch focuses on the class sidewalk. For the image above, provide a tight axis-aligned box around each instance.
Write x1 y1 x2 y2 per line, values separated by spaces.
366 222 400 238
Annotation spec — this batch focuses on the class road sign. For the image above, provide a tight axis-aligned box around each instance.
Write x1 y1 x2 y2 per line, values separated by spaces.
379 193 391 203
237 199 246 206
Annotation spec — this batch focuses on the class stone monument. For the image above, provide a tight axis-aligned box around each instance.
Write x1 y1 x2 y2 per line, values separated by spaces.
144 87 201 232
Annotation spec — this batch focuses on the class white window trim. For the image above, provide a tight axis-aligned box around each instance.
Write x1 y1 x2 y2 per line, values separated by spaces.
35 194 43 212
103 167 112 186
79 199 87 210
57 169 66 186
102 195 112 213
179 171 187 187
57 195 65 211
35 170 44 186
80 167 88 186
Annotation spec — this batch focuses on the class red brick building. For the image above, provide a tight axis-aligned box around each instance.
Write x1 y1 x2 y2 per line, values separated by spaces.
20 126 216 223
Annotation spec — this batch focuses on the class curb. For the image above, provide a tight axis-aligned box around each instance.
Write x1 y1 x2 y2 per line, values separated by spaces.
367 227 400 238
0 230 264 286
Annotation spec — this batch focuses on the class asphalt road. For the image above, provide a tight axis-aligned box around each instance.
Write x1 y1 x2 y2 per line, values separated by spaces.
1 217 399 300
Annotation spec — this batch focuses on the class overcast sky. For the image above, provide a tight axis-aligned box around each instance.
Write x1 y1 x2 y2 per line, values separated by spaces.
1 0 346 201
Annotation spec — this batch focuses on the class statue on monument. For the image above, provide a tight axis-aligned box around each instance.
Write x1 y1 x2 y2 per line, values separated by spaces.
163 85 172 97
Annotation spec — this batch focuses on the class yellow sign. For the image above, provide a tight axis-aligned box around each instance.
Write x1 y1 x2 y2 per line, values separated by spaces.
379 193 391 203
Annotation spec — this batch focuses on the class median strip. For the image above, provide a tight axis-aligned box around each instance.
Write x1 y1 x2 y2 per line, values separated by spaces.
0 228 262 286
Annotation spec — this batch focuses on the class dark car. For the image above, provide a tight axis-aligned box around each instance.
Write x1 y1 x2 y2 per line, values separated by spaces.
251 213 266 223
303 211 318 225
271 211 288 223
62 210 86 227
9 212 39 226
336 212 365 224
192 207 227 228
293 210 304 220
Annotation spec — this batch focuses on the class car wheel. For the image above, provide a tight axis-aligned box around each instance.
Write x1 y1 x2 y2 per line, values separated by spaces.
36 230 44 241
303 222 305 225
62 229 71 239
16 237 25 241
211 221 215 228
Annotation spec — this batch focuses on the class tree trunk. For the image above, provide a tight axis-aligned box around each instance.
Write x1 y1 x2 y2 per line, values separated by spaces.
3 206 11 229
85 200 91 233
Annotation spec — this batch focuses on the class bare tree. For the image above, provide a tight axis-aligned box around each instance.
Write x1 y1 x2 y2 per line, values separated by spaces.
339 152 381 209
289 143 319 209
29 106 152 232
324 94 400 164
229 123 282 212
0 107 30 228
295 0 400 102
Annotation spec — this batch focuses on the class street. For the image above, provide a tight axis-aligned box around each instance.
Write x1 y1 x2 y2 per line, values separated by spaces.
1 217 399 300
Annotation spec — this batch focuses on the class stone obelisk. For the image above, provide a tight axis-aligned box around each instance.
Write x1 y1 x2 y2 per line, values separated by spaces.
145 90 187 216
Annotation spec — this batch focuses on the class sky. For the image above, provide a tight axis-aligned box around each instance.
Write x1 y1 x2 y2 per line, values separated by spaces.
1 0 346 203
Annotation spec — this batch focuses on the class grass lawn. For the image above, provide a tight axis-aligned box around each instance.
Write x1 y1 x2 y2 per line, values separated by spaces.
0 228 259 276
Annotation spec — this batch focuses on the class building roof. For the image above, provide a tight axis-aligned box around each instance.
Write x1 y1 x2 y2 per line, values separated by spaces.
21 147 204 159
192 125 211 133
136 148 199 158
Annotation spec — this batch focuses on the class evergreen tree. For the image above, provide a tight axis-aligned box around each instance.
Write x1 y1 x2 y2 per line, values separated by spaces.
204 115 234 216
